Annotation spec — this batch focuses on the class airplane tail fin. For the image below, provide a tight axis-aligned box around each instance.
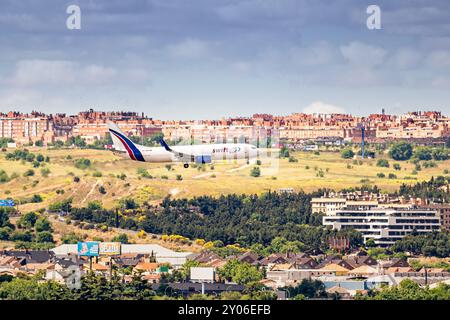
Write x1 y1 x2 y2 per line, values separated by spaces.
107 122 146 162
107 122 126 152
159 138 172 152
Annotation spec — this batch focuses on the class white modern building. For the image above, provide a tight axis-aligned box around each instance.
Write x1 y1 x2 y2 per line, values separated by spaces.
51 244 193 267
322 203 440 246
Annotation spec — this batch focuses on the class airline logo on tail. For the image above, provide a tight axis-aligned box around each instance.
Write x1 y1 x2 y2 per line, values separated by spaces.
108 127 145 162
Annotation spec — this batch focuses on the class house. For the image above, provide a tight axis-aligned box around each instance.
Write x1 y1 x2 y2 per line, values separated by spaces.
190 251 221 264
236 252 261 265
318 263 350 276
142 273 161 284
269 264 295 271
386 266 414 274
0 255 24 268
290 257 318 269
207 258 227 269
89 263 109 274
348 265 378 277
326 285 352 299
259 254 289 266
1 250 54 264
114 254 145 268
259 279 278 290
24 262 55 273
45 270 66 284
345 255 377 269
317 257 354 271
134 262 158 273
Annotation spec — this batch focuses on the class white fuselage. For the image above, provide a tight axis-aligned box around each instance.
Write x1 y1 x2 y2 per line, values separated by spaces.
117 143 258 163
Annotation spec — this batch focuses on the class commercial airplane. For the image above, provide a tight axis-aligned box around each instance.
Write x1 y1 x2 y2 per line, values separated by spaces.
107 122 259 168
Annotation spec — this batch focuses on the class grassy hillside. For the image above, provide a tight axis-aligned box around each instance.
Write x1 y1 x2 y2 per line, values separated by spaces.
0 147 448 212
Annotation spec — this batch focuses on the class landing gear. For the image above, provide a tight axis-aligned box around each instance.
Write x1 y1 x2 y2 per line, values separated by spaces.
183 163 189 169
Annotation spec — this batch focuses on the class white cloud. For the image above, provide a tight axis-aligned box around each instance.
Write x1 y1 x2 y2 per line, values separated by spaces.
302 101 345 114
340 41 387 67
231 61 252 73
426 50 450 68
6 59 148 88
388 48 423 70
167 38 211 59
290 41 339 67
11 60 76 86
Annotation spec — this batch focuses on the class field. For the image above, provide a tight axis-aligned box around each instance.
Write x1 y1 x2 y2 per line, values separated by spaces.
1 147 449 213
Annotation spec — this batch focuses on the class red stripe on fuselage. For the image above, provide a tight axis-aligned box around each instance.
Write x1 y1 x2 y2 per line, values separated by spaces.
112 132 137 161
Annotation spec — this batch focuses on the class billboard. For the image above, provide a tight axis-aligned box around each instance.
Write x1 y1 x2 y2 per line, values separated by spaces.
77 242 99 257
99 242 121 255
190 267 215 283
0 199 15 207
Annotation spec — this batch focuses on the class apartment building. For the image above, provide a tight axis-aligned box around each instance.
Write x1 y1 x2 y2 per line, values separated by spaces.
322 202 441 246
423 204 450 231
0 114 55 145
311 198 347 215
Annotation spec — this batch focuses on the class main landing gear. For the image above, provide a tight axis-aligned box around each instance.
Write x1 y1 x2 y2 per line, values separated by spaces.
183 163 190 168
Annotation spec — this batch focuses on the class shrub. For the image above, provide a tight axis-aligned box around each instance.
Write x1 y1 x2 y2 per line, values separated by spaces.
98 186 107 194
40 168 51 177
341 149 354 159
388 173 397 179
111 233 129 244
31 194 43 203
250 166 261 177
377 173 385 178
393 163 401 171
74 158 91 169
23 169 35 177
376 159 389 168
176 174 183 181
0 170 10 183
92 171 102 177
423 161 437 169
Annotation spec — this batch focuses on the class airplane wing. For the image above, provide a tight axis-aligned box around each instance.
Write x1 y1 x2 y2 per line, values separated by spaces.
159 138 196 162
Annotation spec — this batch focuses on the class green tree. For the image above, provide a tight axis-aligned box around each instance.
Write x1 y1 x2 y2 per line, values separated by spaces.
389 142 413 161
284 279 328 299
18 212 38 229
414 147 433 161
35 217 52 232
432 148 449 161
218 260 263 285
36 231 54 243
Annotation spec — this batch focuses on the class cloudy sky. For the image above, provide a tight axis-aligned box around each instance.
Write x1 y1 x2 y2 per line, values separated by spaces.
0 0 449 119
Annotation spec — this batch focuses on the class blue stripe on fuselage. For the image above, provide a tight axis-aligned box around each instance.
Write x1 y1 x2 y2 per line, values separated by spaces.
110 129 145 162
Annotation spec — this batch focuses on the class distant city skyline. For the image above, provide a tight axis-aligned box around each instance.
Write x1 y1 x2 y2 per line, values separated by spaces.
1 1 450 119
1 107 448 120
